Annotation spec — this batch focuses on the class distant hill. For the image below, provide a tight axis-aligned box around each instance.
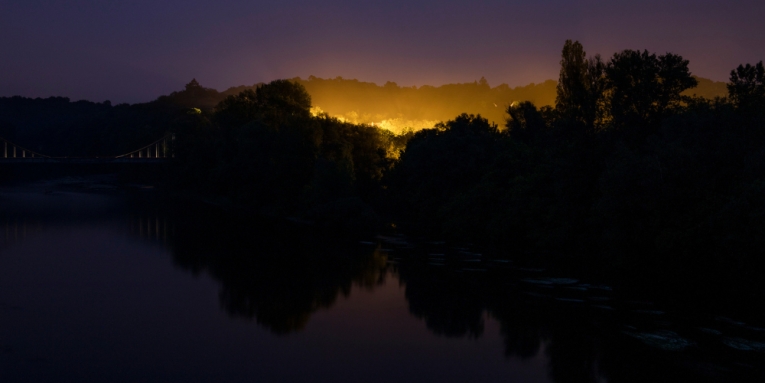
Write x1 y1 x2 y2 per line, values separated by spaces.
0 76 730 153
684 76 728 100
146 76 731 132
293 75 728 132
295 77 556 132
148 77 559 132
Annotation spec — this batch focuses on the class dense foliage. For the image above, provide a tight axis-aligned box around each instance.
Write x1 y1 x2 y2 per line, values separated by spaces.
296 74 725 130
158 45 763 300
387 40 765 301
171 80 402 230
0 80 224 157
1 40 762 300
0 74 726 155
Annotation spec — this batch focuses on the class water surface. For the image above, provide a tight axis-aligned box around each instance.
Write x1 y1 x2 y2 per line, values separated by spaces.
1 178 763 382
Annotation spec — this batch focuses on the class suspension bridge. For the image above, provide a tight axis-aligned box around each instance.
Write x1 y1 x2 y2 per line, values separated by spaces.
0 135 174 164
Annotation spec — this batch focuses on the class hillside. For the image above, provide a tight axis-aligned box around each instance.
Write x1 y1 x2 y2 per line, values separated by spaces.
0 76 729 153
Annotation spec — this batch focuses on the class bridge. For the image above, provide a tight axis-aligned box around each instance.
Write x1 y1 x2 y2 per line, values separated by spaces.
0 135 174 164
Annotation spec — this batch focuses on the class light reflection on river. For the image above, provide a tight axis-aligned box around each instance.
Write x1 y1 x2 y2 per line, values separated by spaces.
1 178 763 383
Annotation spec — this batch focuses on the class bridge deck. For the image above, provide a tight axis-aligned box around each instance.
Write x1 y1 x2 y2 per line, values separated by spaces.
0 158 168 164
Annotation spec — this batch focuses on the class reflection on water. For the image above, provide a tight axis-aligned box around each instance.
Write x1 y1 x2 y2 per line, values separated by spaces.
2 180 765 383
1 217 40 250
128 213 172 246
168 217 389 334
141 206 765 382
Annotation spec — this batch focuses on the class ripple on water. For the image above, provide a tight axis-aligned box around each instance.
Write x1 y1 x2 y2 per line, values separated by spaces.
520 277 578 285
622 330 694 351
696 327 723 336
721 337 765 352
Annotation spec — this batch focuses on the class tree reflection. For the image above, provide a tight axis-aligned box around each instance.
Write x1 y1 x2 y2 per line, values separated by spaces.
397 264 486 338
155 208 387 335
128 201 762 382
392 258 759 383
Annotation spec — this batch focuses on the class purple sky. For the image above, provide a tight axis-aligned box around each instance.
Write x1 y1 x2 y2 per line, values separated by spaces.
1 0 763 103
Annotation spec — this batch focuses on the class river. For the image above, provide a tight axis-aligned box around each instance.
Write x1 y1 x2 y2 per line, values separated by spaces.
1 176 763 382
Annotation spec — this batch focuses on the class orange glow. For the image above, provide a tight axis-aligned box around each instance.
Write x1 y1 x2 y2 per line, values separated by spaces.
311 106 437 134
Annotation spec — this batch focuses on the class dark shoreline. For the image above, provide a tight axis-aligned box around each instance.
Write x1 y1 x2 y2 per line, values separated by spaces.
3 170 763 323
2 176 765 382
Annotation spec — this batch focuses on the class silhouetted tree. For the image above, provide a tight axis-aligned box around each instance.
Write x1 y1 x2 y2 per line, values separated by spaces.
214 89 260 128
215 79 312 129
605 50 697 137
556 40 587 123
585 55 608 128
506 101 547 142
556 40 606 132
387 114 503 230
185 78 202 91
727 61 765 110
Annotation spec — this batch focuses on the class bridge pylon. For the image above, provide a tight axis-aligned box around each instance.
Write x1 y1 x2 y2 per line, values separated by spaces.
117 134 174 159
1 138 47 159
0 133 174 163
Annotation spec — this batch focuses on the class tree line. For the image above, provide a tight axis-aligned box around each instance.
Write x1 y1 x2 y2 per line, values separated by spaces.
0 72 727 157
296 74 726 130
387 41 765 301
1 40 763 300
167 38 765 303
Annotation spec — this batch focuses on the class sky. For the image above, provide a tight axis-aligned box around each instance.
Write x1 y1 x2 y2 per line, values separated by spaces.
1 0 764 104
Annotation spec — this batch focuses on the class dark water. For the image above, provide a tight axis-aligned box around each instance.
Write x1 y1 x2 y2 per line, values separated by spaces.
1 177 764 383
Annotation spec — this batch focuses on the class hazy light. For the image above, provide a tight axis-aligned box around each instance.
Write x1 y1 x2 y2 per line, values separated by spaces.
311 106 438 134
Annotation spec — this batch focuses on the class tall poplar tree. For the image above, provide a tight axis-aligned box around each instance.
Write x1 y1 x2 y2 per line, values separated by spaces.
556 40 605 132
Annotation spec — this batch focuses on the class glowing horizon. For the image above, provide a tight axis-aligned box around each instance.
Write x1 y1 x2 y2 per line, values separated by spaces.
2 1 762 104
